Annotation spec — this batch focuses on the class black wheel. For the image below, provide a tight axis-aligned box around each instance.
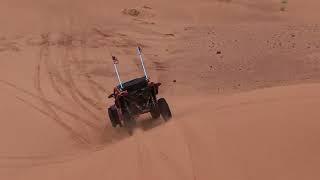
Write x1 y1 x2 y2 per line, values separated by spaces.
158 98 172 121
122 102 136 135
150 108 160 119
123 116 136 135
150 96 160 119
108 107 120 127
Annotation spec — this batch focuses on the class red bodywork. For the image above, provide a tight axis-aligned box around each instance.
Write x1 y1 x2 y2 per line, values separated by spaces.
109 80 161 122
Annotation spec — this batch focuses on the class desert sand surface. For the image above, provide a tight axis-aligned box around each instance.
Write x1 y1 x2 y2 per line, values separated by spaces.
0 0 320 179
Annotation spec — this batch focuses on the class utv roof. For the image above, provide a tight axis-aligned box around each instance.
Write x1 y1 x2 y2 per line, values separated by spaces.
117 77 148 91
113 47 149 92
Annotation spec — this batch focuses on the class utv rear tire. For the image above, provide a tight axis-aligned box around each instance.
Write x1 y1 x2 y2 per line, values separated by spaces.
124 118 136 136
108 107 119 127
158 98 172 121
150 96 160 119
150 102 161 119
150 109 160 119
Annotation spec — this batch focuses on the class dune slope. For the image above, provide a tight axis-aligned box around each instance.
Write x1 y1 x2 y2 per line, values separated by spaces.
0 0 320 179
1 84 320 180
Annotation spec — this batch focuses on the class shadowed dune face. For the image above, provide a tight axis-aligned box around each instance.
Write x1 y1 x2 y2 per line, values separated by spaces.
0 0 320 179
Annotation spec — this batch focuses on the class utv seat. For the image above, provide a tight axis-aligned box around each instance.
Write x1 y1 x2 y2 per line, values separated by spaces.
117 77 148 92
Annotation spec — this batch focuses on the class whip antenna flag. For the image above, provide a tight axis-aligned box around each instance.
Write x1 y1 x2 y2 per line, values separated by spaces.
112 56 119 64
111 55 123 89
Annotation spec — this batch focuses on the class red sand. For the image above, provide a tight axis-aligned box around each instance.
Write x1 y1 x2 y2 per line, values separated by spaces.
0 0 320 179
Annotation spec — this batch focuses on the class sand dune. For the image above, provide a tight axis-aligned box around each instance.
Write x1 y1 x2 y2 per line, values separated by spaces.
2 84 320 180
0 0 320 179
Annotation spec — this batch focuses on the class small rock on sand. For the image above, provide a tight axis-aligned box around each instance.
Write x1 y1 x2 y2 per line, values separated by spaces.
122 8 140 16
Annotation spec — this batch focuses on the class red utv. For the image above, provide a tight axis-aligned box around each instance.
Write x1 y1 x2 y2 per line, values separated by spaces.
107 47 172 134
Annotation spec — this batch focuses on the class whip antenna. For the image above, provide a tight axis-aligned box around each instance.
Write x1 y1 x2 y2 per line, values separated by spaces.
137 46 148 80
111 56 123 89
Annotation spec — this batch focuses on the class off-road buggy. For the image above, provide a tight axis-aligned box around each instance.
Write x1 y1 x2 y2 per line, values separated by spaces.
107 47 172 134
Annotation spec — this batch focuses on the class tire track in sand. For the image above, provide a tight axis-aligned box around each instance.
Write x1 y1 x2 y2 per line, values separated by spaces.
36 33 90 144
41 33 102 130
0 78 101 131
79 30 103 106
58 32 103 123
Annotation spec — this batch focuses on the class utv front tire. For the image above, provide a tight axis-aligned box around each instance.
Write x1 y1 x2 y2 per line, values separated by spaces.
158 98 172 121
